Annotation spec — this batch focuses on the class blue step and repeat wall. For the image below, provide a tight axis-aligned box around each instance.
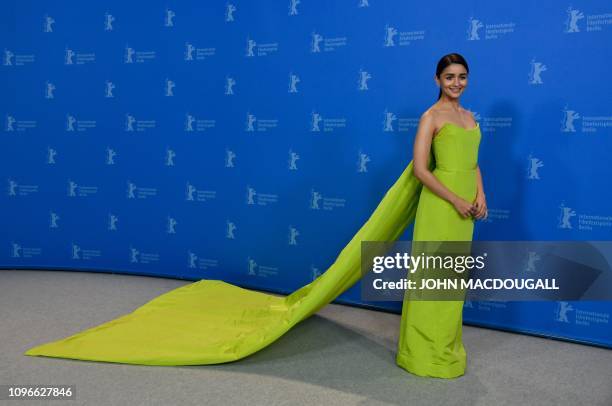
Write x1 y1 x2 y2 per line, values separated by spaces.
2 1 611 347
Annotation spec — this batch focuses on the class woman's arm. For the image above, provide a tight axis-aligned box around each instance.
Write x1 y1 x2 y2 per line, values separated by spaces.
475 165 485 198
412 112 476 218
473 165 488 219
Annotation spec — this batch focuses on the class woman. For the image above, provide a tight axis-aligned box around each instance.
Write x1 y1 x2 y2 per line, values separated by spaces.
396 53 488 378
24 54 486 380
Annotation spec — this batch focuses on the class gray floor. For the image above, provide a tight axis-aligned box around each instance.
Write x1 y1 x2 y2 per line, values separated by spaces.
1 269 611 406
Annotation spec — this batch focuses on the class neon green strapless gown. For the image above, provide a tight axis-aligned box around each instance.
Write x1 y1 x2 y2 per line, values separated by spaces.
397 121 481 378
25 122 480 380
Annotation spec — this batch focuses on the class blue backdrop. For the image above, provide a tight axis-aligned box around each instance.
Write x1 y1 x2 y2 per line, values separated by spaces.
2 1 611 348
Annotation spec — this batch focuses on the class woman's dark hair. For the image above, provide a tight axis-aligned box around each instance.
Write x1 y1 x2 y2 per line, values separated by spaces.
436 53 469 100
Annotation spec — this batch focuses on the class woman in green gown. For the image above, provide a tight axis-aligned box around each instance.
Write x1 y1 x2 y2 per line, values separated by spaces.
24 53 487 380
396 53 488 378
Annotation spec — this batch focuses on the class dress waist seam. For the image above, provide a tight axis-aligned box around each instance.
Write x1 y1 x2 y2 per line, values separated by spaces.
435 167 477 173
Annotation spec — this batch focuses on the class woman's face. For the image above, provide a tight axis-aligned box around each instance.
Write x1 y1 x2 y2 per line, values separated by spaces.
436 63 468 99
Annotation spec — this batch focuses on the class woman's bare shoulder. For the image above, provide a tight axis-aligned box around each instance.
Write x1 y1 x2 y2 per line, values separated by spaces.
460 108 478 126
419 108 441 134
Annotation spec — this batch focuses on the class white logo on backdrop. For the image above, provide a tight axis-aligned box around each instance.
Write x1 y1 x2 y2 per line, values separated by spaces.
66 114 76 131
126 181 158 199
104 12 115 31
5 115 15 131
554 302 610 326
288 226 299 245
289 0 300 16
358 69 372 90
225 149 236 167
7 179 18 195
65 114 96 132
1 50 34 65
7 180 40 197
467 17 483 40
187 252 219 270
105 81 115 98
527 154 544 179
480 208 511 224
43 15 55 33
555 204 612 231
245 37 277 57
67 180 98 197
247 257 257 275
185 114 196 131
185 182 217 202
7 180 38 196
560 106 612 133
311 32 323 52
311 112 322 131
4 49 14 66
558 202 576 229
167 217 177 234
288 73 300 93
164 9 176 27
245 186 278 206
246 257 278 277
106 148 116 165
65 47 95 65
125 45 156 63
125 114 156 132
310 190 322 209
564 7 584 33
311 264 322 280
49 212 60 228
130 247 140 263
383 24 425 45
226 4 236 22
555 301 574 322
288 149 300 170
308 111 346 132
165 148 175 166
246 38 256 57
225 77 236 95
71 243 102 260
561 106 580 132
524 251 541 273
3 115 35 132
383 109 397 131
71 243 81 259
246 187 256 205
384 25 398 46
357 150 370 173
125 182 134 198
245 112 257 131
45 81 56 99
47 147 57 164
125 46 135 63
528 58 547 85
467 16 515 40
188 252 197 268
108 214 118 230
11 243 21 258
165 79 175 96
226 221 236 239
309 190 346 211
185 113 216 132
308 112 346 132
184 43 195 60
65 48 75 65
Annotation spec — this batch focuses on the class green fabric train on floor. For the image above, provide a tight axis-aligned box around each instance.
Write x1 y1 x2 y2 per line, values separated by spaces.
25 158 433 367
